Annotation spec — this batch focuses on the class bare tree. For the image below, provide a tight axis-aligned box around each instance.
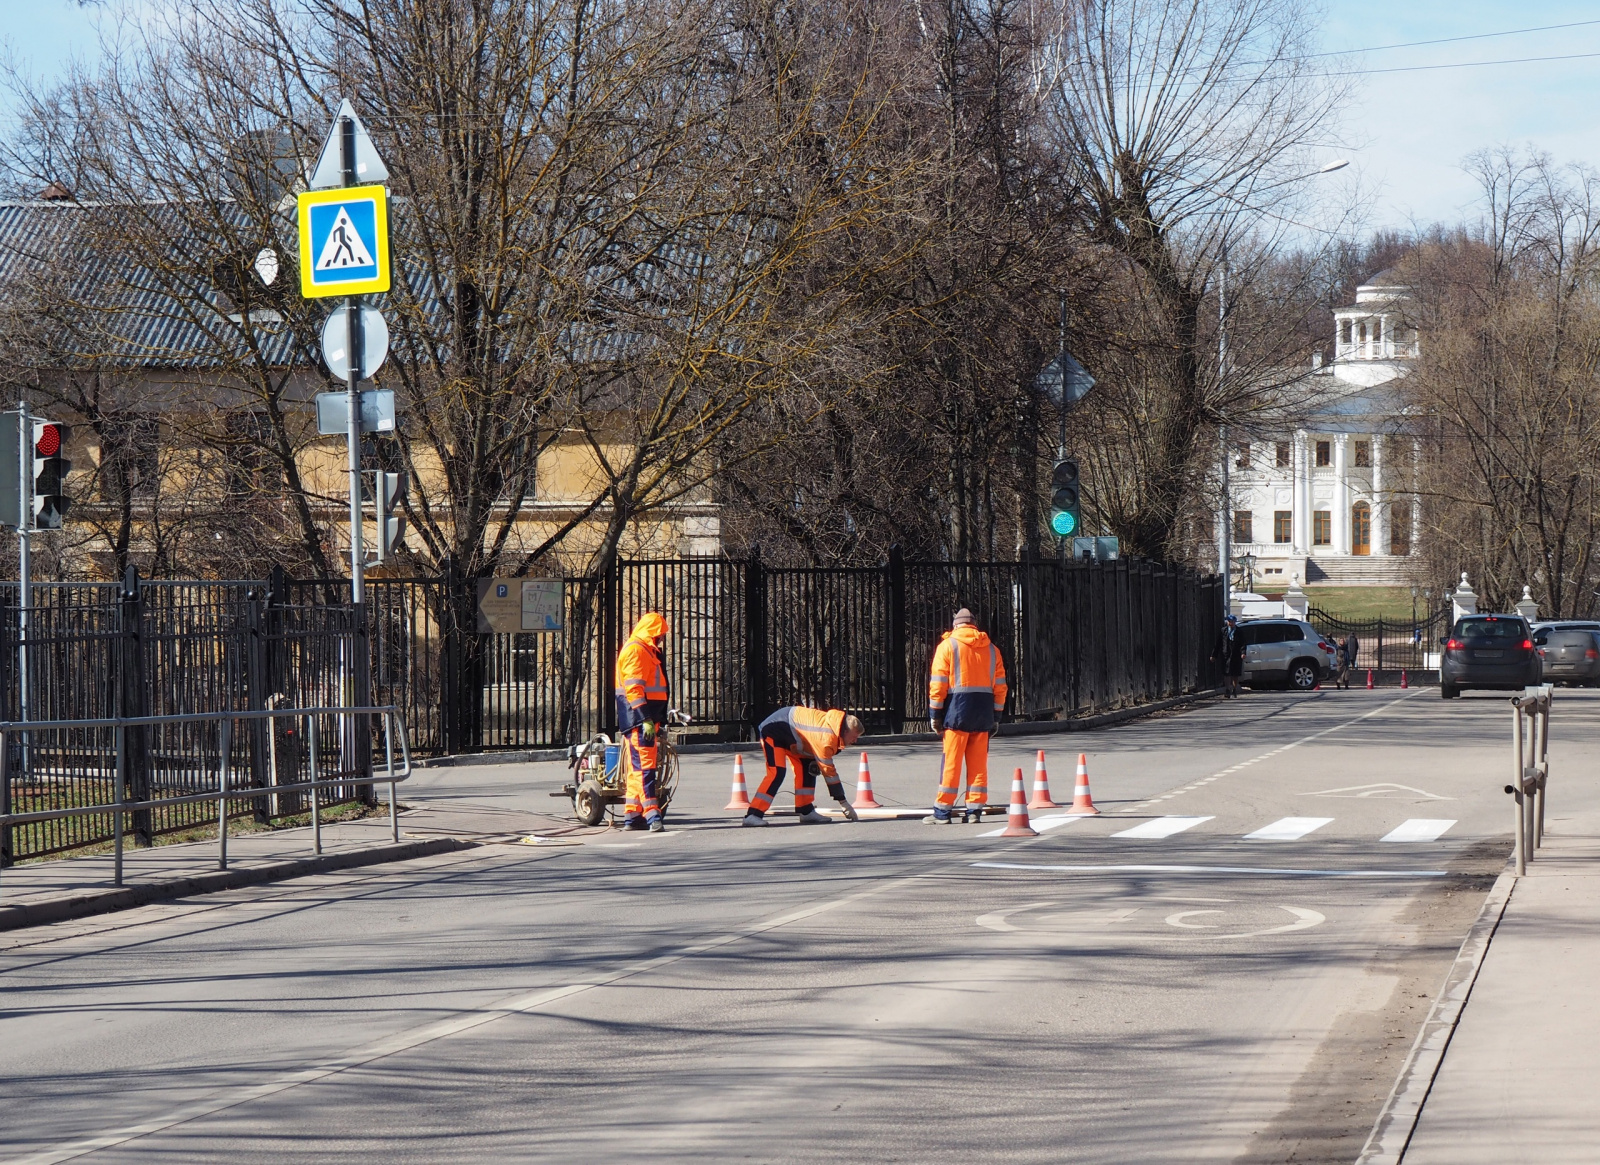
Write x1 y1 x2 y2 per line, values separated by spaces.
1406 150 1600 617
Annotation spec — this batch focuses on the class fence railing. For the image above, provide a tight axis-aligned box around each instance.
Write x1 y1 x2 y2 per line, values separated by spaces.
1508 685 1552 877
2 552 1223 777
0 704 411 881
1304 606 1451 674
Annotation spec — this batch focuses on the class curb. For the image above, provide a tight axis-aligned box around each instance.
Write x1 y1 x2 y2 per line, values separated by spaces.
1355 867 1517 1165
416 689 1225 767
0 836 479 934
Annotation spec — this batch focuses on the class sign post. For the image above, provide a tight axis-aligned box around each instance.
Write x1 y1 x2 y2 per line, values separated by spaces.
300 100 391 790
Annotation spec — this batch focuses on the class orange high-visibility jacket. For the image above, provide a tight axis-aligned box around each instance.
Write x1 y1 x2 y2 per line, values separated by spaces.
928 625 1007 732
758 706 847 779
615 612 670 731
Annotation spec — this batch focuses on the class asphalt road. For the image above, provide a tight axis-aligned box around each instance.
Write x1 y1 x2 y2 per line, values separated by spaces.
3 686 1568 1164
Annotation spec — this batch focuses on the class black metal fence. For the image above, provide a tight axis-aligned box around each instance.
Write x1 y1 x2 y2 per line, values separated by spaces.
1305 606 1451 674
1 551 1221 861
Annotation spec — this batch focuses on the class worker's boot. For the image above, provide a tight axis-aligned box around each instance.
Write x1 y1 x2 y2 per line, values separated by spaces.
621 815 647 831
742 811 768 827
646 813 664 833
963 804 984 824
795 807 833 825
923 806 953 825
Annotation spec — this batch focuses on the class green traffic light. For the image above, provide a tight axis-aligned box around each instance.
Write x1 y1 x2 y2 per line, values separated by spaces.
1051 510 1077 536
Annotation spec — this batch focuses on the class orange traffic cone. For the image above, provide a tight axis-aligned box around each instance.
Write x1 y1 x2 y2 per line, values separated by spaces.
725 753 751 811
1029 750 1059 810
1000 768 1037 837
1400 669 1409 689
1366 669 1374 690
852 751 882 809
1066 752 1101 816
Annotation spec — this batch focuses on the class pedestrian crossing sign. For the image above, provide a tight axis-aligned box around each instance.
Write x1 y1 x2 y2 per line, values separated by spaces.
297 185 390 298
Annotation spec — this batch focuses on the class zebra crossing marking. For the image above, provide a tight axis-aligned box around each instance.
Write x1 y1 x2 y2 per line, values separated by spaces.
1380 818 1457 843
1244 817 1334 842
1112 816 1213 839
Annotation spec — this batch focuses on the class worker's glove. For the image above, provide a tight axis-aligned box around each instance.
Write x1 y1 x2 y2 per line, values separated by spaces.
638 721 658 746
930 713 945 733
837 798 859 822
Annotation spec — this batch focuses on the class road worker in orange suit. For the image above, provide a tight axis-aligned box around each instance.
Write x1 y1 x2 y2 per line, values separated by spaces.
926 607 1008 824
615 611 670 832
743 707 863 826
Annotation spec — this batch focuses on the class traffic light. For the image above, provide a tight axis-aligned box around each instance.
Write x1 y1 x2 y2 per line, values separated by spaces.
1049 457 1080 538
31 420 70 529
0 410 21 529
375 470 406 561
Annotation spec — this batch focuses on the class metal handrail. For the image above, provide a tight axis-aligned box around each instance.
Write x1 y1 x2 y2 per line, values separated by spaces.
1 704 412 892
1506 684 1552 876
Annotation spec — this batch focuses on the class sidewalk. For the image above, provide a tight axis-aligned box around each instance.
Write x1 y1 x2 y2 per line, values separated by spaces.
1373 808 1600 1163
0 786 584 932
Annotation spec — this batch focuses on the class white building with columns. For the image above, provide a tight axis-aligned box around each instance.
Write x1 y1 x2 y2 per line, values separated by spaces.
1225 269 1421 589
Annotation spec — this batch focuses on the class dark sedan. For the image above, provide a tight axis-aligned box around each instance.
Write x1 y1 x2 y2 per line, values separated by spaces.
1440 614 1541 698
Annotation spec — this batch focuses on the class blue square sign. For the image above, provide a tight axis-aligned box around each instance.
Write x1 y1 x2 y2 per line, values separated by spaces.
297 185 390 298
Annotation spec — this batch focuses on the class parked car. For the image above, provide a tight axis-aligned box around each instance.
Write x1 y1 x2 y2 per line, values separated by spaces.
1237 618 1338 690
1440 614 1541 698
1532 626 1600 687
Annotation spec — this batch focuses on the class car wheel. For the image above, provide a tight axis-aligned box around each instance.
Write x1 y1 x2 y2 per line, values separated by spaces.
1440 684 1459 699
1289 659 1319 691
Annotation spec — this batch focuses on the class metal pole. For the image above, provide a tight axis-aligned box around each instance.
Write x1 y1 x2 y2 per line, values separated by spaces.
1511 703 1525 876
309 714 322 855
1218 244 1230 612
1535 698 1549 847
113 724 124 886
385 710 397 843
17 403 30 777
1056 293 1067 565
217 718 231 870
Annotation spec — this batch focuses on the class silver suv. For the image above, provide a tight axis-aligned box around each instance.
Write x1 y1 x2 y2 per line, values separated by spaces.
1238 618 1338 691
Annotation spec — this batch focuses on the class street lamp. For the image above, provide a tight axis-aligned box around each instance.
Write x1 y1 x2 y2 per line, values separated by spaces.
1216 157 1349 609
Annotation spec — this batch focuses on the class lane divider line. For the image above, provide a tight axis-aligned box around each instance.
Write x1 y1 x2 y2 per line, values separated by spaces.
973 861 1450 878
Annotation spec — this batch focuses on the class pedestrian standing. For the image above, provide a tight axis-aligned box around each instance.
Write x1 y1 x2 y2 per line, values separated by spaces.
1212 615 1243 698
926 608 1007 824
1339 631 1360 689
614 611 670 831
743 707 862 825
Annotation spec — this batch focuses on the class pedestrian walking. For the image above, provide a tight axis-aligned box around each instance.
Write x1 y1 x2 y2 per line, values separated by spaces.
1338 631 1360 689
1212 614 1243 698
926 608 1008 824
614 611 670 831
743 707 863 825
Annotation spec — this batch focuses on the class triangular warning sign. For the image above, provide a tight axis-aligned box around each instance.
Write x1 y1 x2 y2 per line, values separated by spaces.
315 207 374 271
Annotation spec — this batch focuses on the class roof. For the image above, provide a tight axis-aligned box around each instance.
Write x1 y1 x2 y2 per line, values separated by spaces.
0 199 719 375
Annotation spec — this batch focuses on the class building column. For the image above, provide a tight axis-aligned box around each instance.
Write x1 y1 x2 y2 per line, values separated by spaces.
1372 435 1389 556
1333 433 1350 555
1290 430 1307 554
1410 438 1423 556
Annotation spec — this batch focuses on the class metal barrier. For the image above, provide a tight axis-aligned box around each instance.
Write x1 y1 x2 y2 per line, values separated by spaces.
0 704 411 892
1507 685 1552 876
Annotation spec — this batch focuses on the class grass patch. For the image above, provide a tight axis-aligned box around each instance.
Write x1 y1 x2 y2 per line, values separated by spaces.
1299 585 1427 622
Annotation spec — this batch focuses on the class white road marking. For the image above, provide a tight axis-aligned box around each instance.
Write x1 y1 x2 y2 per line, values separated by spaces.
1307 782 1453 801
1381 818 1457 843
972 861 1449 878
1160 905 1325 940
975 900 1055 931
1165 909 1224 929
1113 815 1213 839
1244 816 1334 841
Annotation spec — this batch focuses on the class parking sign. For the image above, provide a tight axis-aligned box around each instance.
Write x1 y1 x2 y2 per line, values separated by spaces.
297 184 390 298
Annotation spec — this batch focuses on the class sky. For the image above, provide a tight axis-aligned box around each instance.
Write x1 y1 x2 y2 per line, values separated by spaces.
4 1 1600 236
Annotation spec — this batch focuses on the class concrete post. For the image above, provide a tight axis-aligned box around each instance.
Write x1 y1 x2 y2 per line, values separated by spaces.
1515 585 1539 622
1451 573 1478 624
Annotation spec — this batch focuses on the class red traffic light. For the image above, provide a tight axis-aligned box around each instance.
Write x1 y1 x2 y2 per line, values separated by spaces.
34 423 61 457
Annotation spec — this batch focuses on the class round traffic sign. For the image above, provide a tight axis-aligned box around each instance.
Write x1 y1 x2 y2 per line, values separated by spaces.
320 305 390 381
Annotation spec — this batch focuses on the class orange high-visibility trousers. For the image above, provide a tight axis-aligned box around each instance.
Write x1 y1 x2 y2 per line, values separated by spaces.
622 726 661 821
936 728 988 807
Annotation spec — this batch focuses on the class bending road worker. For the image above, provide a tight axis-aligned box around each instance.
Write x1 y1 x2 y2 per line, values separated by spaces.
926 607 1008 824
615 611 670 832
743 706 863 826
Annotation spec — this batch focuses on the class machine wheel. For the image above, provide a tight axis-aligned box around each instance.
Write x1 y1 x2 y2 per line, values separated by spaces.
1440 684 1459 700
573 779 607 826
1288 659 1319 691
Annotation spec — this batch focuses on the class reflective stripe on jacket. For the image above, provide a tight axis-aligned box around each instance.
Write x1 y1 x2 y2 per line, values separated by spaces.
758 706 847 779
615 612 670 732
928 626 1007 732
